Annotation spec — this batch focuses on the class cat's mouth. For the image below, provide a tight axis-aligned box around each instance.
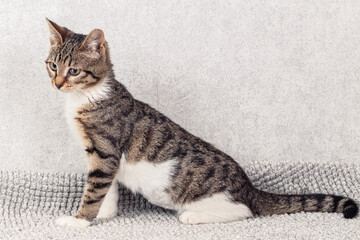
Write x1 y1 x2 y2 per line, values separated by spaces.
51 80 75 92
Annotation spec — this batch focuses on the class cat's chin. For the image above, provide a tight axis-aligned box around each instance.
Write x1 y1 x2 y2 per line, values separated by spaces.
56 89 74 93
60 89 75 93
51 85 76 93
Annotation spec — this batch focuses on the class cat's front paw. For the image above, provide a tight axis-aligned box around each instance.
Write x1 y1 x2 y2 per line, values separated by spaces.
56 216 91 228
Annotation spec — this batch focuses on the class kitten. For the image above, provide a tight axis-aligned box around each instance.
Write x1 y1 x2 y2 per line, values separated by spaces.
45 19 358 228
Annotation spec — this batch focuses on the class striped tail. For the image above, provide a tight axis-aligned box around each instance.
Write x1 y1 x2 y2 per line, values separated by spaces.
250 189 358 219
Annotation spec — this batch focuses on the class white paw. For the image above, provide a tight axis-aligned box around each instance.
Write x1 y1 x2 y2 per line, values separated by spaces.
56 216 91 228
179 211 201 225
96 206 118 219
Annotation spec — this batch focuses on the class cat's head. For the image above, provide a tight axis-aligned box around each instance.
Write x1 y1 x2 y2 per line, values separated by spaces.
45 19 112 92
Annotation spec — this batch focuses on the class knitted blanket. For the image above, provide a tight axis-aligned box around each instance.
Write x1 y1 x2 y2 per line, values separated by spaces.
1 162 359 240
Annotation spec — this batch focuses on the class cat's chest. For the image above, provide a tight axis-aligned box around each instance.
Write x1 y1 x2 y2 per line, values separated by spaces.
64 81 110 145
116 154 179 210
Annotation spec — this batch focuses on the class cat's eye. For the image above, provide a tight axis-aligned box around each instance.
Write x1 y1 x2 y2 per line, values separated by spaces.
69 68 80 76
49 62 57 71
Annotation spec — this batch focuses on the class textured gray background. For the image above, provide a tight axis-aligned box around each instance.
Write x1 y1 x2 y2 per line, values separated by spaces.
0 0 360 173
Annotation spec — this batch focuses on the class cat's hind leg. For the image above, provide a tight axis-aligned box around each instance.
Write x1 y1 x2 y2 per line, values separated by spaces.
179 193 252 224
97 179 119 218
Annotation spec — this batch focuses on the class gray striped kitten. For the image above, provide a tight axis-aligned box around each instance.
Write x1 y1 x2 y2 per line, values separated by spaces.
45 19 358 228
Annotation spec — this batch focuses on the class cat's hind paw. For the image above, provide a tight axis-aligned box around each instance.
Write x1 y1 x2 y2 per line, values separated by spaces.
179 211 203 225
179 211 223 225
56 216 91 228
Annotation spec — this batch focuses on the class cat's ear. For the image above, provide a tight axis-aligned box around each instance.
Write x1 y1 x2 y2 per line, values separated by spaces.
46 18 73 47
79 29 105 58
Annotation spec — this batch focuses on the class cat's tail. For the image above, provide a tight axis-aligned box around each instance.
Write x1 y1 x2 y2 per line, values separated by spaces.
249 189 358 219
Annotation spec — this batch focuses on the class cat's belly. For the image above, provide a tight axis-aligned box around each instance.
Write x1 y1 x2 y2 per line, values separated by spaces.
116 154 179 211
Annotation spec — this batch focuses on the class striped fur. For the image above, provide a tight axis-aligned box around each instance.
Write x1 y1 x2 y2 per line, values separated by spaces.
46 20 358 227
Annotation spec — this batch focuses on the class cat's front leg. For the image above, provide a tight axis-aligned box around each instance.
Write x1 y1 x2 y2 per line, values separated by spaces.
56 154 119 228
96 179 119 219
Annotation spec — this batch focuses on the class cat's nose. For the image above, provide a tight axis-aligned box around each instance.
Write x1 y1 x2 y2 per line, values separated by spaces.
55 83 63 89
54 77 65 89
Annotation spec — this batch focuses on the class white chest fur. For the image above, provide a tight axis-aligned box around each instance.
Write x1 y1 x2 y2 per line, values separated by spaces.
65 94 85 144
116 154 179 210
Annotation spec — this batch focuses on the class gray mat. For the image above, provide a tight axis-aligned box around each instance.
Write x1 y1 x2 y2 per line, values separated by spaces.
1 162 359 240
